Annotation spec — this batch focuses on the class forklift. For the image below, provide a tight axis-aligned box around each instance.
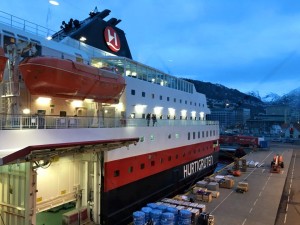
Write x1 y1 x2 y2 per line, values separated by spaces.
270 154 284 173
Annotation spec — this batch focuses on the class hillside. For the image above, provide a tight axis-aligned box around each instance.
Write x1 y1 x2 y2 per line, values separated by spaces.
184 79 266 115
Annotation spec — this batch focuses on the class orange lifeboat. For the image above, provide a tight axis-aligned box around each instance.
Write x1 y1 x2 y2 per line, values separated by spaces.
0 47 8 82
19 56 126 103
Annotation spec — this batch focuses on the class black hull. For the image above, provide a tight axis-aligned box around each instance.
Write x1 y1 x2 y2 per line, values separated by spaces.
101 151 219 225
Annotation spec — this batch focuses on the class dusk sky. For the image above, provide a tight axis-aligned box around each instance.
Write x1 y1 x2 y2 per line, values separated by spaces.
1 0 300 97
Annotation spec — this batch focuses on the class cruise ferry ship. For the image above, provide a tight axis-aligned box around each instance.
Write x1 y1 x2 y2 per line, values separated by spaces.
0 8 219 225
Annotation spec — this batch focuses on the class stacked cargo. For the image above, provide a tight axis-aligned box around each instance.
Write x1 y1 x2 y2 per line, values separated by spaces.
219 178 234 189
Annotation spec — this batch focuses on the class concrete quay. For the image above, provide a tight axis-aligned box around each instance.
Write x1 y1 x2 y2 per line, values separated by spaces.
202 143 299 225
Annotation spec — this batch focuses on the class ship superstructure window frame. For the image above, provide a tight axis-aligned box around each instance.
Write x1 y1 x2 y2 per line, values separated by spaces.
113 170 120 177
142 91 145 97
128 166 133 173
131 89 135 95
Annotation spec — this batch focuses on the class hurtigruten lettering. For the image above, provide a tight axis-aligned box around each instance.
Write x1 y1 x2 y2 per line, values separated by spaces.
183 155 213 178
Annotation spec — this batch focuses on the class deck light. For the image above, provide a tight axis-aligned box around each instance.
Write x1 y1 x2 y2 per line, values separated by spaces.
37 97 52 105
80 36 87 42
200 112 205 120
71 100 83 108
22 108 31 114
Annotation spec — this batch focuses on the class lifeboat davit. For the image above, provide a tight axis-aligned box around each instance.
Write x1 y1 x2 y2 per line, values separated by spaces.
0 47 8 82
19 57 126 103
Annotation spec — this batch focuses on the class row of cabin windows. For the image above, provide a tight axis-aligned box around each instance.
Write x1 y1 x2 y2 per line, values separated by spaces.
131 89 205 108
137 113 202 120
113 145 213 177
188 130 216 140
139 129 216 143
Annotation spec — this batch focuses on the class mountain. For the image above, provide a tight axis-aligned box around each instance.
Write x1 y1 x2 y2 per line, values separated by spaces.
273 87 300 109
261 93 281 102
185 79 300 115
184 79 265 116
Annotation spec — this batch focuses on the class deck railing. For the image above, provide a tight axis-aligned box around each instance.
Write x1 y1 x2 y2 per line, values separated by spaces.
0 10 55 38
0 115 219 130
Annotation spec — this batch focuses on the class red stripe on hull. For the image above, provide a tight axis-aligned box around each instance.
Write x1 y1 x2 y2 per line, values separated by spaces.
18 57 125 103
0 48 7 82
104 140 219 191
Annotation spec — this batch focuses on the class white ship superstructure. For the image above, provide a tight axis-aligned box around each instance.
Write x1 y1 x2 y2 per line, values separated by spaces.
0 9 219 225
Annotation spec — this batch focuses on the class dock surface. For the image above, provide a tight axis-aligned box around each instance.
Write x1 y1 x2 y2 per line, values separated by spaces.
203 142 300 225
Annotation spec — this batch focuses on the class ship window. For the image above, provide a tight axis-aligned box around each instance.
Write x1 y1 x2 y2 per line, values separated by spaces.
180 99 182 103
198 132 200 138
188 132 190 140
113 170 120 177
140 163 145 169
175 133 180 139
160 95 162 100
168 134 171 139
142 91 145 97
160 158 164 164
210 130 212 136
213 130 216 136
202 131 205 138
174 98 176 103
131 89 135 95
140 136 145 142
151 161 155 166
3 35 15 53
206 131 209 137
60 111 67 117
167 97 170 101
190 101 192 105
193 132 196 139
128 166 133 173
152 93 155 99
168 156 172 161
185 100 187 104
195 103 196 106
